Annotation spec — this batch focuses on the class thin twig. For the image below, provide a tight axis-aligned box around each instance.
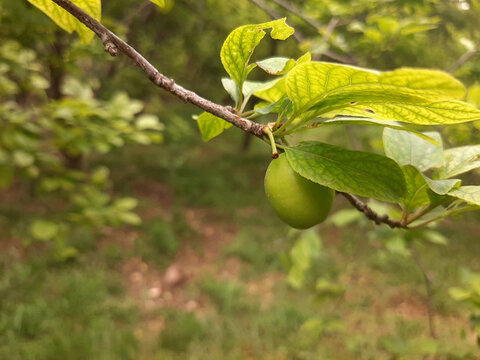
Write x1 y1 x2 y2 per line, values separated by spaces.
268 0 356 64
269 0 322 30
411 245 437 339
48 0 404 230
340 192 406 229
321 18 339 44
50 0 266 137
249 0 355 64
267 0 355 64
448 46 478 73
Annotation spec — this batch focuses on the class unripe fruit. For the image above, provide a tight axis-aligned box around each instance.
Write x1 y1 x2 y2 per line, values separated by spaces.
264 153 335 229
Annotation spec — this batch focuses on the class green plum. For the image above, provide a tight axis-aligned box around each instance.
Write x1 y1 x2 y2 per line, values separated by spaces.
264 153 335 229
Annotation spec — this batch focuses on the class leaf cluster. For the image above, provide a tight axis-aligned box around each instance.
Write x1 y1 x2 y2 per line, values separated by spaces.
201 20 480 227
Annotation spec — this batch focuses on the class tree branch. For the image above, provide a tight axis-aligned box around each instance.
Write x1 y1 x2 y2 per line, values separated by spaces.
50 0 265 137
340 192 406 229
49 0 406 230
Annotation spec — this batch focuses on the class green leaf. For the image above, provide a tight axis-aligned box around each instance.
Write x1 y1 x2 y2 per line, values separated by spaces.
401 165 431 211
440 145 480 178
380 68 465 99
253 53 311 103
27 0 101 44
401 165 459 211
149 0 165 8
285 62 379 114
242 80 278 104
30 220 59 241
314 91 480 126
423 176 460 195
449 186 480 206
253 78 286 103
220 19 294 89
467 83 480 108
285 141 406 203
221 78 240 104
256 57 295 75
383 128 443 171
285 62 480 125
321 117 437 143
196 112 232 142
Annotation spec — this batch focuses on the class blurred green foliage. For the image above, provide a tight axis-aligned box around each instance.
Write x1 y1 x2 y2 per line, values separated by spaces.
1 0 480 358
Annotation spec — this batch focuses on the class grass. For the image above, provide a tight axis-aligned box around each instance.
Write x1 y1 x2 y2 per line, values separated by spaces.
1 129 480 359
0 259 139 360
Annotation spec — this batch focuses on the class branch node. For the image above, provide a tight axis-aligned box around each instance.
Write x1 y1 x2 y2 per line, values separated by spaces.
340 192 405 229
101 33 118 56
164 78 175 90
225 106 236 114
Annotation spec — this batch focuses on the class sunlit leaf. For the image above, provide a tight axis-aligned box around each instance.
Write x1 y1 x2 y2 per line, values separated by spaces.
449 186 480 206
27 0 101 43
253 53 310 103
314 91 480 126
383 128 443 171
285 141 406 203
440 145 480 178
285 62 480 125
467 83 480 108
256 57 295 75
242 80 278 103
220 19 294 89
423 176 460 195
320 117 437 143
380 68 465 99
285 62 379 114
253 78 286 103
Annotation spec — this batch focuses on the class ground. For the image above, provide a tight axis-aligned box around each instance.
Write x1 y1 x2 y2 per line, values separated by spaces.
1 135 480 359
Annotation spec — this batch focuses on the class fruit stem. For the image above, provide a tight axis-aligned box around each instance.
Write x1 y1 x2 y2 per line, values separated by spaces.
264 127 279 159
